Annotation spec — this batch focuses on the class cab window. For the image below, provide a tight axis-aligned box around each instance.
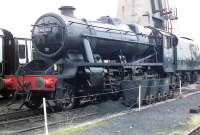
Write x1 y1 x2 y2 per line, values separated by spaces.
19 45 26 59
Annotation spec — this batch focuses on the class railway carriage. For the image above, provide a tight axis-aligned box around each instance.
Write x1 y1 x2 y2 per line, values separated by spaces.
0 28 32 98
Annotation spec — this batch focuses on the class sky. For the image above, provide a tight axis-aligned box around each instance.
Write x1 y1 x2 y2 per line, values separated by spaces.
0 0 199 43
172 0 200 42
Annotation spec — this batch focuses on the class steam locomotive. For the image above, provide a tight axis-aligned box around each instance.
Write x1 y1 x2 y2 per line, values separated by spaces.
3 6 200 110
0 28 32 98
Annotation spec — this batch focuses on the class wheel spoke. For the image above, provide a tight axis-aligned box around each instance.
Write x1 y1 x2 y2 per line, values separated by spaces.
55 83 76 110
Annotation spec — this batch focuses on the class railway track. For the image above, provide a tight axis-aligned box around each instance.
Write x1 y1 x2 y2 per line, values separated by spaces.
0 109 43 122
11 89 196 135
11 112 96 135
0 84 198 135
0 107 97 135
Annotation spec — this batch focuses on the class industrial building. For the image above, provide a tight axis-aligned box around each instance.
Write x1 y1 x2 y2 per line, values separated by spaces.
117 0 178 32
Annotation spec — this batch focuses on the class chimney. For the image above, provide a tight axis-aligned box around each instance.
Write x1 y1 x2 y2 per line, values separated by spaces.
59 6 75 17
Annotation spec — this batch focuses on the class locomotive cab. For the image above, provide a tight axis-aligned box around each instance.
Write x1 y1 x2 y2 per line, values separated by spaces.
147 27 178 73
162 32 177 73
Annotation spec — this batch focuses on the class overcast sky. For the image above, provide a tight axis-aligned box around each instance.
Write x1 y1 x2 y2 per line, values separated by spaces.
0 0 199 42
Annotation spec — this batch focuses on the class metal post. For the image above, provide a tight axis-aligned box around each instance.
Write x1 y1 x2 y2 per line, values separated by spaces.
43 98 48 135
138 84 142 111
179 79 182 95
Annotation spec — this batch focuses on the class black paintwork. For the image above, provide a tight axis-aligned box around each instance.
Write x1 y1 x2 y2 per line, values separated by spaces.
176 37 200 71
32 13 156 62
0 29 19 76
30 14 200 80
21 14 200 110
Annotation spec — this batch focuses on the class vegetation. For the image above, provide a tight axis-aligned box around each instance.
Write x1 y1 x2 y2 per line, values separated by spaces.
158 114 200 135
51 118 112 135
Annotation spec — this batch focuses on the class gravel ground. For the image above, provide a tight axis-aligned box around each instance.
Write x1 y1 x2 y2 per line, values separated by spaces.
75 93 200 135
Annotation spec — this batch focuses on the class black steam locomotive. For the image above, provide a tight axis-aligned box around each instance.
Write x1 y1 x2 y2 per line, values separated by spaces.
4 6 200 109
0 28 32 98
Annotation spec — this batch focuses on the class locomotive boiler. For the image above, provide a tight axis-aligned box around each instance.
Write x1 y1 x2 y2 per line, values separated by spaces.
32 6 154 63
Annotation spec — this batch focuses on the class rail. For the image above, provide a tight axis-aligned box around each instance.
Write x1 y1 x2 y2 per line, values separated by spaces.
0 109 42 122
187 125 200 135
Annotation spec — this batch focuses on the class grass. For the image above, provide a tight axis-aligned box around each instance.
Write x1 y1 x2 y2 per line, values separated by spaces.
157 114 200 135
51 117 112 135
51 113 200 135
51 109 129 135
